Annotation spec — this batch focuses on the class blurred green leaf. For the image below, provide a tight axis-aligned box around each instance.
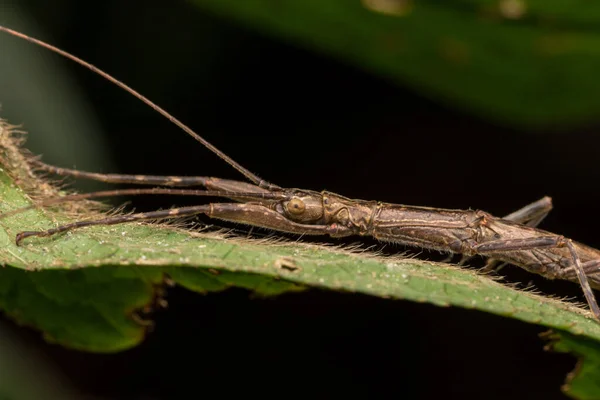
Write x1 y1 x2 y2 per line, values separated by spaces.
0 5 114 183
547 331 600 400
189 0 600 127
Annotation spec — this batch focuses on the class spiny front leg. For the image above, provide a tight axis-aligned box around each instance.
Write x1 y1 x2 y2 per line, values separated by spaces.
30 159 212 187
31 160 272 195
15 205 212 245
15 203 333 245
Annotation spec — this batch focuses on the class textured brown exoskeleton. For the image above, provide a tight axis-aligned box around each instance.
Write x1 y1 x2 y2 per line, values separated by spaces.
2 25 600 320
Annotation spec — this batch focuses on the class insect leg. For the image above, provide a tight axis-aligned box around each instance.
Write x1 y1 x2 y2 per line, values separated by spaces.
0 187 284 221
558 259 600 289
31 159 212 187
565 240 600 318
32 159 273 194
472 236 600 319
473 236 562 252
502 196 553 228
479 196 553 272
454 197 553 267
15 205 213 245
15 203 330 245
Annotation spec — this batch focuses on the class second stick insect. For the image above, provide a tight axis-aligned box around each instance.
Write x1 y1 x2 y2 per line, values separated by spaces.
2 26 600 320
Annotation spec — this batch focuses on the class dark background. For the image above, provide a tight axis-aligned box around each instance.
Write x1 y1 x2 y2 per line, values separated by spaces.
3 1 600 399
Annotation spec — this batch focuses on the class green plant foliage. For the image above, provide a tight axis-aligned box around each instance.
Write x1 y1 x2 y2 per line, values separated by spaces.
547 331 600 400
190 0 600 127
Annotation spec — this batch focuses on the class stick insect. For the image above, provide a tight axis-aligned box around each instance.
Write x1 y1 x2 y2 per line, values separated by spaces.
2 26 600 320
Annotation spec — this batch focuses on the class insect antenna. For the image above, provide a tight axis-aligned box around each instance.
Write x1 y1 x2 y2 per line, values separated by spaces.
0 25 280 191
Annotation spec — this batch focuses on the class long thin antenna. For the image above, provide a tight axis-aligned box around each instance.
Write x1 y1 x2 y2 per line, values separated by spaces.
0 25 279 190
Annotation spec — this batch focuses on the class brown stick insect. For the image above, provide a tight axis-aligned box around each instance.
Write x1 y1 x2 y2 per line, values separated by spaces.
2 26 600 320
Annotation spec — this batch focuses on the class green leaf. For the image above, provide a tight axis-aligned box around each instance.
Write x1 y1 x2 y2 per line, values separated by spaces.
189 0 600 127
546 331 600 400
1 120 600 397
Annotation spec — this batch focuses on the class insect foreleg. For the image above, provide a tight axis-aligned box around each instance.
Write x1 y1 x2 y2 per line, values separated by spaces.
31 160 212 186
15 203 331 246
31 160 270 193
205 204 331 235
15 204 212 245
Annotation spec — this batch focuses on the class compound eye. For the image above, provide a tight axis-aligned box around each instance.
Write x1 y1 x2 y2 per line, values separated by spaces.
286 198 306 215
